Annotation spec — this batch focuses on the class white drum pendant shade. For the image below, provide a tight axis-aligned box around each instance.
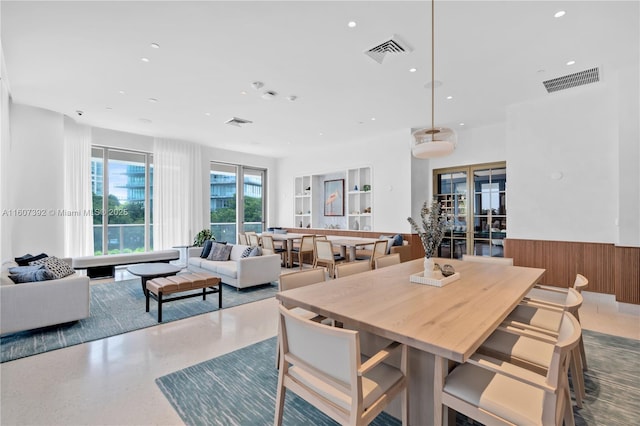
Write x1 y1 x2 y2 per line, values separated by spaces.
412 127 456 158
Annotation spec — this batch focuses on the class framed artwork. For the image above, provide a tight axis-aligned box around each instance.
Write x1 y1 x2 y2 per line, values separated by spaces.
324 179 344 216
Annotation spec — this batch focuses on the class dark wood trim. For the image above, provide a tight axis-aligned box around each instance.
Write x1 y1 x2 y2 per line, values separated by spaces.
505 238 639 304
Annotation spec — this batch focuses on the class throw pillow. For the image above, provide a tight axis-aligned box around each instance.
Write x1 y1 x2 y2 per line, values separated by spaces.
9 264 44 274
392 234 404 247
15 252 48 266
207 243 232 261
29 256 75 279
248 246 262 257
240 246 253 258
379 235 394 254
273 229 288 234
200 240 214 258
10 268 56 284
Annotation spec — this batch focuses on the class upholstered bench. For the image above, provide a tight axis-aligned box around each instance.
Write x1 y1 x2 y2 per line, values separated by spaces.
146 272 222 322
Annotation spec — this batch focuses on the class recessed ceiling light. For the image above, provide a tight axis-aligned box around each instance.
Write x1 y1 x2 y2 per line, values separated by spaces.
141 57 150 62
409 68 417 73
348 21 357 28
287 95 298 102
106 107 113 110
150 43 160 49
459 122 465 126
537 69 546 74
319 132 324 136
139 118 152 123
204 112 211 116
240 91 247 95
554 10 566 18
566 60 576 66
446 96 453 100
119 90 125 94
148 98 158 102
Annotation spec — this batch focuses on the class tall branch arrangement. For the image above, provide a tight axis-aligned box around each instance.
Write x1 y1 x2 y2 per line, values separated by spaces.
407 199 448 258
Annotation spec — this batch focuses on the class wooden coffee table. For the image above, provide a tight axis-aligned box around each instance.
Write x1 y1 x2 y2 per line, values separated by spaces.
127 263 181 295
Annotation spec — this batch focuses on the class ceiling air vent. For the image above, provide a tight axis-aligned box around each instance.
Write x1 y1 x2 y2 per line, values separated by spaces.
364 34 412 64
224 117 253 127
543 67 600 93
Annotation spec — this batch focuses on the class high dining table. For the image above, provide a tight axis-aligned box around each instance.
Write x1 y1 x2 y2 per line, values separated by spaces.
276 257 545 425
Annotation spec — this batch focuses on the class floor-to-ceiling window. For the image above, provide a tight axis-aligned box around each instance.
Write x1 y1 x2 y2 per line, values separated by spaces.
210 162 266 243
434 162 507 258
91 147 153 255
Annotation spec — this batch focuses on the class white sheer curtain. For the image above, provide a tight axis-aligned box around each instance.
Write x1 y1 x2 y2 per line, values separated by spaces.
153 138 204 250
63 117 93 257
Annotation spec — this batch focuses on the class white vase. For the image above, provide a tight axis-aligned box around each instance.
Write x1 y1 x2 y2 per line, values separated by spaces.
423 257 435 277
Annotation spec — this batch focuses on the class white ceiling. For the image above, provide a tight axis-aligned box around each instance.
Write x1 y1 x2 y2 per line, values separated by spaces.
2 1 638 158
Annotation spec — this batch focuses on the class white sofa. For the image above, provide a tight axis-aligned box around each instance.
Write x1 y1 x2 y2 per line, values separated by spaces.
186 244 281 290
1 259 90 335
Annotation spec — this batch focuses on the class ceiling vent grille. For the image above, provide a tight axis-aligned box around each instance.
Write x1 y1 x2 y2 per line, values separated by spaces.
224 117 253 127
543 67 600 93
364 34 412 64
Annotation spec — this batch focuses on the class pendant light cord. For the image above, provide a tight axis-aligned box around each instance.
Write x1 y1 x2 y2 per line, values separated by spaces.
431 0 435 132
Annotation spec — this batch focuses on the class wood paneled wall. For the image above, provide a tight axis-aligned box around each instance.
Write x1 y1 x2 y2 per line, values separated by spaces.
505 239 639 304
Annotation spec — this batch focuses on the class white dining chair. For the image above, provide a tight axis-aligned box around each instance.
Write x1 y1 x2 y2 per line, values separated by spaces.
247 233 260 247
275 305 408 426
291 235 315 270
237 233 248 245
357 240 388 269
261 235 286 265
441 311 581 426
313 239 346 278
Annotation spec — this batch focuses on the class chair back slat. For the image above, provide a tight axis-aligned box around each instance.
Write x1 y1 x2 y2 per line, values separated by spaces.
375 253 401 269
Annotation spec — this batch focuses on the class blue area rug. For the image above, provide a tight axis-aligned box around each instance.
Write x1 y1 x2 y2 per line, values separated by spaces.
155 330 640 426
0 278 277 363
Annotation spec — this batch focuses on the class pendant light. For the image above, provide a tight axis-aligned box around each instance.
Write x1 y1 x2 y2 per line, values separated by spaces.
412 0 456 159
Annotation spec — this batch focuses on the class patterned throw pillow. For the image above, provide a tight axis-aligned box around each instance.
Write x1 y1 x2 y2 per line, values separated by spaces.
29 256 75 279
200 240 214 258
240 246 253 258
248 246 262 257
207 243 233 261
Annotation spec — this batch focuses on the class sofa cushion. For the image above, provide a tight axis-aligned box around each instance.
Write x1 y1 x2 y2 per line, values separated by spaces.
249 246 262 257
230 244 251 261
207 243 232 261
200 240 214 258
216 262 238 279
10 268 56 284
9 265 44 274
30 256 75 279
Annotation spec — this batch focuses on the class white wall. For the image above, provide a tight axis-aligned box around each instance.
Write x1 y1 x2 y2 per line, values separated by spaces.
506 83 618 243
7 104 66 256
276 129 413 232
1 46 12 261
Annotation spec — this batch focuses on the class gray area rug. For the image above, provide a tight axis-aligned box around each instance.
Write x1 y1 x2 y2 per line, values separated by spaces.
1 278 277 363
156 330 639 426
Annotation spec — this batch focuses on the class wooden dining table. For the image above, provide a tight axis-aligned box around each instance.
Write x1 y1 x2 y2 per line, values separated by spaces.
325 236 382 261
276 257 545 425
260 232 315 268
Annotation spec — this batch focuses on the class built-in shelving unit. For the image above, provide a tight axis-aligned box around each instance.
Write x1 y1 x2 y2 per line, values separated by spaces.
294 166 373 230
346 167 373 231
294 175 312 228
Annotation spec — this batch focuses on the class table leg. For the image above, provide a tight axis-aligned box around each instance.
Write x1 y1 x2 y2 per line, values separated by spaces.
348 246 356 262
284 240 292 268
434 355 449 426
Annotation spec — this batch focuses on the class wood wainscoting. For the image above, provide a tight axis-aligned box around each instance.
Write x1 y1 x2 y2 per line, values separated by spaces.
505 239 640 305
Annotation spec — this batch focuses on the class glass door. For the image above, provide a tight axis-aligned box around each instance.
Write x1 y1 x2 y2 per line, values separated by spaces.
434 162 507 259
242 168 265 234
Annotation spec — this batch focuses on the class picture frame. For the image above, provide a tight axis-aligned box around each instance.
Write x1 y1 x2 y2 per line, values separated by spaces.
324 179 344 216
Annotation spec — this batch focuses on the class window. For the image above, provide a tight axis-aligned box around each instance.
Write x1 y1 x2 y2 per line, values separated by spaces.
91 147 153 255
434 162 507 259
210 163 266 243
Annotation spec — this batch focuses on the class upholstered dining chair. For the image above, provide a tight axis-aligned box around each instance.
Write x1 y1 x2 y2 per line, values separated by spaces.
261 235 286 266
276 268 328 367
335 261 371 278
291 235 315 270
374 253 401 269
441 311 581 426
357 240 388 269
462 254 514 265
504 286 586 407
313 239 346 278
237 233 248 245
275 305 408 426
247 233 260 247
